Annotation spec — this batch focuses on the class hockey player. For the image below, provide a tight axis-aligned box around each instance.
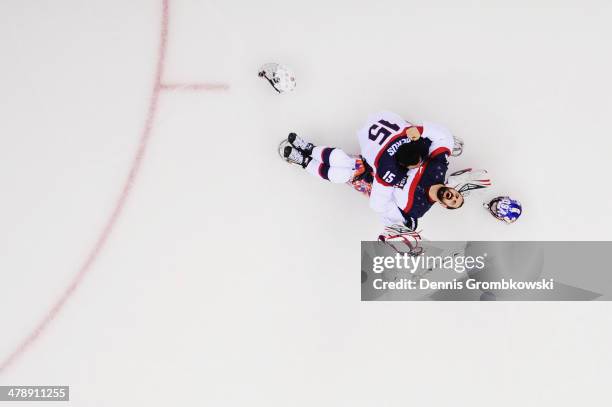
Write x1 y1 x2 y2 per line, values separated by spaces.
282 112 456 223
283 130 469 231
281 133 427 196
282 131 463 230
387 149 463 230
356 111 456 225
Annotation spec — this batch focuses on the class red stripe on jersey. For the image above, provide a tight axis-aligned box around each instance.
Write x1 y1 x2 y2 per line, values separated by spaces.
403 160 430 213
429 146 451 158
373 126 424 186
404 146 449 212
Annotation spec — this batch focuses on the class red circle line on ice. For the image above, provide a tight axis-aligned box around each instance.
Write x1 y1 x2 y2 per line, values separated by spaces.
0 0 229 374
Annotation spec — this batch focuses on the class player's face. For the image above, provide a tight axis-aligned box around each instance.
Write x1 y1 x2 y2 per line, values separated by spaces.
438 187 464 209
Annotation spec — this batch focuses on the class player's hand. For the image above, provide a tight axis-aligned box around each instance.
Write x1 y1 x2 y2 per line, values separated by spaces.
406 126 421 141
403 217 418 231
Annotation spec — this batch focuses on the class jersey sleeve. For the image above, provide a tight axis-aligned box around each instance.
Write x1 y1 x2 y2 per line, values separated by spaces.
369 179 406 226
424 153 450 185
421 122 454 158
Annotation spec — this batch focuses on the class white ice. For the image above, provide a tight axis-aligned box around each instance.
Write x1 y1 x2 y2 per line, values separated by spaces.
1 0 611 405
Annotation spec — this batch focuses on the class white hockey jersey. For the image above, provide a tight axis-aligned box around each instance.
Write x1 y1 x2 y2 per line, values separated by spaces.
356 111 455 226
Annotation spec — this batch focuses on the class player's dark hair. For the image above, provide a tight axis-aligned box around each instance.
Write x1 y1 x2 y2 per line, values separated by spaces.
396 142 426 167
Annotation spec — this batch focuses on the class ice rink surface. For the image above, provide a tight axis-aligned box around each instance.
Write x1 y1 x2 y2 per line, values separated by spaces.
1 0 611 405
